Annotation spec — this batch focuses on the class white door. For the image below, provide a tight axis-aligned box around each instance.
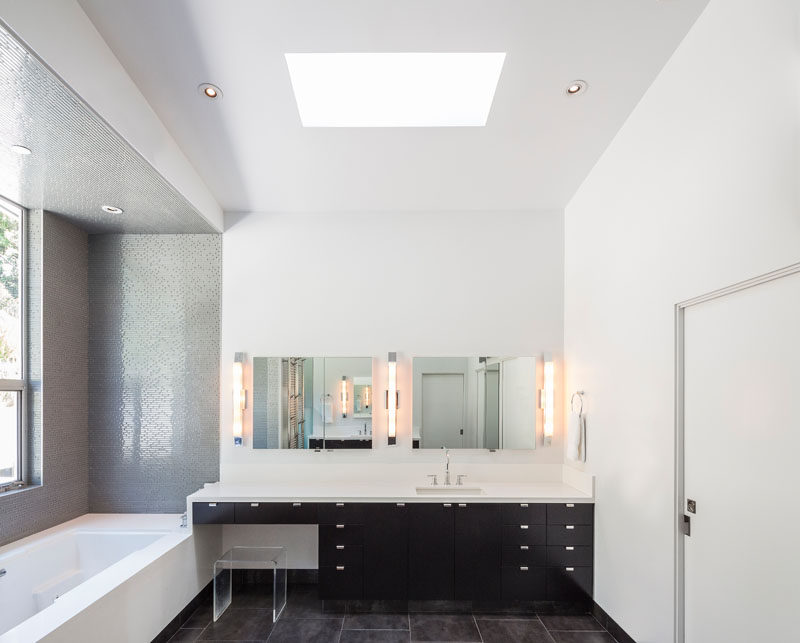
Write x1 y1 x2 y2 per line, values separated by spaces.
421 373 464 449
681 268 800 642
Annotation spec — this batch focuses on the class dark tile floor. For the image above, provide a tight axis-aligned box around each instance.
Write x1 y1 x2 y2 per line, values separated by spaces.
166 585 619 643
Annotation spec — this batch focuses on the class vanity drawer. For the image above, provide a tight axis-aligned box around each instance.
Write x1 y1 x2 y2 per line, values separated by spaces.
546 545 593 567
547 503 593 526
546 524 593 546
319 543 363 567
192 502 234 524
502 524 546 546
234 502 317 524
320 524 364 546
546 566 592 601
318 502 366 524
501 503 546 525
319 565 363 599
501 566 546 601
502 545 546 567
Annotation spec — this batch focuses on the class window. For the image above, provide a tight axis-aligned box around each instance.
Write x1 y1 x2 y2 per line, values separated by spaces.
0 196 24 492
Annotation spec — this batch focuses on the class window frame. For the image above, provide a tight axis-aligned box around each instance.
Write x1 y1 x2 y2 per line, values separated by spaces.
0 195 25 494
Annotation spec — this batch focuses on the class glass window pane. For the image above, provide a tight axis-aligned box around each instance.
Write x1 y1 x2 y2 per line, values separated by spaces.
0 200 21 379
0 390 19 483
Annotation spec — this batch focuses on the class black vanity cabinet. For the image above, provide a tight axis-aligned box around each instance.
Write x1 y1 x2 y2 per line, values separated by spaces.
408 503 454 599
318 502 366 600
501 502 548 600
192 502 235 524
454 503 502 601
364 502 409 599
545 503 594 601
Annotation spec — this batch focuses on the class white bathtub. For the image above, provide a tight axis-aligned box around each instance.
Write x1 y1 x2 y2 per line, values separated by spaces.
0 514 202 642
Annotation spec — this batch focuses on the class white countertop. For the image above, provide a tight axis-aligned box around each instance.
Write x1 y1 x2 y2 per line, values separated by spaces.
188 481 593 504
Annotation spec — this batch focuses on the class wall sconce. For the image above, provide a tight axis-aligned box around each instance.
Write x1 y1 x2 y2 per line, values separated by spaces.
364 385 371 410
540 354 554 446
386 352 398 445
233 352 247 446
341 375 348 418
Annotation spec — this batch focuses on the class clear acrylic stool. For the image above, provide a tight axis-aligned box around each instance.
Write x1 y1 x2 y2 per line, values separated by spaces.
213 546 287 622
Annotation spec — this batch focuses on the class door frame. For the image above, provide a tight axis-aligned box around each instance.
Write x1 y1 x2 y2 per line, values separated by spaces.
673 261 800 643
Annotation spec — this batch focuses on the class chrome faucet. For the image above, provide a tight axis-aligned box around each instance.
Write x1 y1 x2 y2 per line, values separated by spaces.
444 448 451 486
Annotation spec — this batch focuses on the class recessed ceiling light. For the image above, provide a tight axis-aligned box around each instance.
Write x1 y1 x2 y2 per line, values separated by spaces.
10 144 31 155
198 83 223 99
101 205 123 215
285 52 506 127
566 80 588 96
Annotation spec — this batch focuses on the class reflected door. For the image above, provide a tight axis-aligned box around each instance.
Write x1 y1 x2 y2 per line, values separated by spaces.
421 373 464 448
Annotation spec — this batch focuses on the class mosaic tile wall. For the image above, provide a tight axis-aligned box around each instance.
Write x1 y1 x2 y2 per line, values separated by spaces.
0 211 90 547
88 235 221 513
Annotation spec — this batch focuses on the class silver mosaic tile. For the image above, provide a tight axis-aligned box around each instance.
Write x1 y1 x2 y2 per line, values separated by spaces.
88 234 221 513
0 21 217 234
0 212 89 547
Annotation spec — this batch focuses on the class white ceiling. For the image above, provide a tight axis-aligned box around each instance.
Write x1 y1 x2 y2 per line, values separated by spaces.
78 0 708 214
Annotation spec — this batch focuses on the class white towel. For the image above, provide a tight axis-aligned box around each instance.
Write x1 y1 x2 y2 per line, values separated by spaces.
567 412 586 462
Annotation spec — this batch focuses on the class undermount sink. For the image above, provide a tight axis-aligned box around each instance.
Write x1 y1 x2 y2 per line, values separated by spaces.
415 486 484 495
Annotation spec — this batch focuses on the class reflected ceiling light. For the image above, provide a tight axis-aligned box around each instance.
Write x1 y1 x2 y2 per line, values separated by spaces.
285 52 506 127
566 80 587 96
341 375 348 418
10 144 31 155
233 352 247 446
101 205 123 214
386 352 399 445
198 83 223 99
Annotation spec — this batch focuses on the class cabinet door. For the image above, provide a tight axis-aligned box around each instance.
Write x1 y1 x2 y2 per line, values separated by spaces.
454 503 502 601
364 503 408 600
408 503 454 600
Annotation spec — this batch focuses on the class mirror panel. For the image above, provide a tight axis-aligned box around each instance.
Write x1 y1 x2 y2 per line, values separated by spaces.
253 356 372 449
412 356 537 450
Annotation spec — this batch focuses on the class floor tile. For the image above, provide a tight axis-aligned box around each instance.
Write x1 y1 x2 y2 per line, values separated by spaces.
198 608 274 641
409 614 481 642
232 585 275 610
540 615 604 631
408 600 472 614
183 604 214 629
476 618 555 643
348 600 409 614
548 632 617 643
281 587 344 619
340 631 411 643
167 629 204 643
344 613 410 630
266 617 343 642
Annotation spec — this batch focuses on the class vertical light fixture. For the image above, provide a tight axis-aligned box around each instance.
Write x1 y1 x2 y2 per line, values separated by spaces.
540 354 554 446
364 385 371 410
233 352 247 446
386 352 398 445
341 375 348 418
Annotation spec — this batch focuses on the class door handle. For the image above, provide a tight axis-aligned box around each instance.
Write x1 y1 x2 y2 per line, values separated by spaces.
681 514 691 536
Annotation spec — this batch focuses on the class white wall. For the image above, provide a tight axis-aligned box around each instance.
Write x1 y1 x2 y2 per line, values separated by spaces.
0 0 222 231
563 1 800 641
221 210 566 481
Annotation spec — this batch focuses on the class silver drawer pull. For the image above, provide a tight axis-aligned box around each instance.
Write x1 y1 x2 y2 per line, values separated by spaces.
566 567 575 572
520 503 528 507
208 503 217 507
565 546 575 551
520 545 529 550
336 502 345 507
396 503 405 507
520 525 529 530
250 503 259 507
458 503 467 508
336 545 345 550
520 566 529 571
566 503 575 508
293 502 302 507
443 503 452 507
336 566 345 571
336 524 345 529
566 525 575 530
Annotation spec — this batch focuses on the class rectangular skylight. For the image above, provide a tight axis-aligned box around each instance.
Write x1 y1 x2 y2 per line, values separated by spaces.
285 52 506 127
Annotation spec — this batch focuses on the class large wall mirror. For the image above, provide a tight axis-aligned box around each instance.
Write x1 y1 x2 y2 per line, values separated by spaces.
252 357 373 450
412 357 537 450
